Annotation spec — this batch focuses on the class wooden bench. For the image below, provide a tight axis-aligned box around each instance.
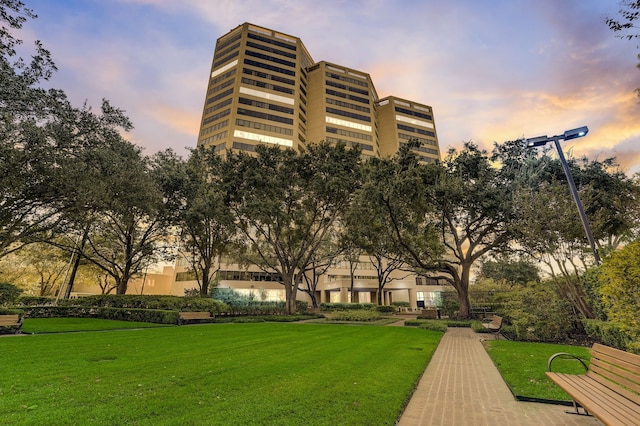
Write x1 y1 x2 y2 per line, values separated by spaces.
0 314 23 334
546 343 640 425
482 314 502 339
177 311 213 325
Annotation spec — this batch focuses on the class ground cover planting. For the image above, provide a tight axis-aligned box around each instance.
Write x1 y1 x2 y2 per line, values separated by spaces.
0 322 442 425
484 340 591 402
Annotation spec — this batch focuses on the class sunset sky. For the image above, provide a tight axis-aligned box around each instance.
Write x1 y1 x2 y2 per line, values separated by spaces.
20 0 640 174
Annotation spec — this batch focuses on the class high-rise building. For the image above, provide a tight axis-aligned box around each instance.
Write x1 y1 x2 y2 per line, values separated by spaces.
178 23 448 308
196 22 440 163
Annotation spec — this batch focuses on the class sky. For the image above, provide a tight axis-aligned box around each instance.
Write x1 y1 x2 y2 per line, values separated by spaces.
17 0 640 174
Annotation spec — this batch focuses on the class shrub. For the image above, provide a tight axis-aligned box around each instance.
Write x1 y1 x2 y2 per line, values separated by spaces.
24 306 179 324
391 301 410 308
54 295 228 314
375 305 396 313
417 321 448 333
0 282 22 305
500 281 575 342
331 310 381 322
319 303 375 311
582 319 639 354
599 242 640 331
17 296 56 306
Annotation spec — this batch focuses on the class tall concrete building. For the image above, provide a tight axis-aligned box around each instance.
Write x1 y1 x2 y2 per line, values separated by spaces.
196 23 440 163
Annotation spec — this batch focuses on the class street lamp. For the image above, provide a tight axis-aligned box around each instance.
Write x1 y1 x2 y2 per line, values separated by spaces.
524 126 601 264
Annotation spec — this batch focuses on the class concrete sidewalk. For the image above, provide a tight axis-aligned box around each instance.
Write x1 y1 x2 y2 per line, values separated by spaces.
397 327 602 426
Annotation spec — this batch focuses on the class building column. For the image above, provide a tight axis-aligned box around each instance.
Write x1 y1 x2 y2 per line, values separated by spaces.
408 289 417 310
340 287 349 303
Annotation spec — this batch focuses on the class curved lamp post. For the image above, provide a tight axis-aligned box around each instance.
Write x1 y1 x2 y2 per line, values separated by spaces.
525 126 601 265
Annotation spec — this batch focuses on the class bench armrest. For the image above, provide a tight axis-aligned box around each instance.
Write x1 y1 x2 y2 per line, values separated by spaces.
547 352 588 373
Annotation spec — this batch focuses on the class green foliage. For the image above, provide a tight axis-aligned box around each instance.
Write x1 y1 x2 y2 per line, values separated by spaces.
375 305 396 313
0 282 22 305
57 294 228 313
478 257 540 286
500 281 575 342
223 142 362 314
330 310 381 322
319 302 375 311
0 307 23 315
438 291 460 318
25 305 180 324
391 301 410 307
582 319 640 354
416 320 448 333
599 241 640 330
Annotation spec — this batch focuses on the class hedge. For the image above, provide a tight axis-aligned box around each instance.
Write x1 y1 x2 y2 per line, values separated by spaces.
582 319 640 354
24 306 179 324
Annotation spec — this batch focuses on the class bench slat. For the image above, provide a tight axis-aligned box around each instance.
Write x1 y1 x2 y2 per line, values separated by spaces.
593 344 640 374
0 315 21 326
547 373 640 426
588 368 640 407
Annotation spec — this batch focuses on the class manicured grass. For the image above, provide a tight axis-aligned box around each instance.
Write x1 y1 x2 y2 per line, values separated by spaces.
21 317 171 334
0 323 442 425
485 340 591 402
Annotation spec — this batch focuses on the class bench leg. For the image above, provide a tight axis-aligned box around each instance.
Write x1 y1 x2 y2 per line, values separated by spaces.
565 400 590 416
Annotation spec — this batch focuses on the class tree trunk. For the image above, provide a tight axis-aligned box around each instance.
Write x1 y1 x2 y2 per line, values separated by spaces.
456 262 472 319
63 229 89 299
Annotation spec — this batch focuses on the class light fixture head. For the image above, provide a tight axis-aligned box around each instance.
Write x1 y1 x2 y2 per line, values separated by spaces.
563 126 588 141
525 135 551 148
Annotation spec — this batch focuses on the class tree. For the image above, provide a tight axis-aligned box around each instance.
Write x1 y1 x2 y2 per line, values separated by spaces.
173 146 234 296
0 0 68 258
605 0 640 97
606 1 640 40
477 256 540 286
512 152 639 318
372 142 518 318
223 142 361 314
69 139 174 295
346 159 413 305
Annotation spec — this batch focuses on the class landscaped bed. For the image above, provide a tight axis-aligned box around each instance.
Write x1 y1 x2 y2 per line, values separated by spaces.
484 339 591 403
0 322 442 425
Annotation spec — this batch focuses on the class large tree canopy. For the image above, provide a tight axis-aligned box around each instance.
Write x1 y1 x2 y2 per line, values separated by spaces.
223 142 362 313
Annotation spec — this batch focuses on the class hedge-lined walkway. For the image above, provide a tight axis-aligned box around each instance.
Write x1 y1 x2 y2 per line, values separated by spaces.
398 327 602 425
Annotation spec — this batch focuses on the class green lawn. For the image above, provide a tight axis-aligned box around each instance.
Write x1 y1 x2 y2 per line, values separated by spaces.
21 317 171 333
485 340 591 402
0 322 442 425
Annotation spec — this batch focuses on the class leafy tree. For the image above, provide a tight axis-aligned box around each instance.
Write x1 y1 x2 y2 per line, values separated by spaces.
0 1 67 258
173 146 234 296
599 241 640 330
68 139 174 295
373 142 517 318
346 160 413 305
513 153 639 318
223 142 361 314
605 0 640 97
477 257 540 286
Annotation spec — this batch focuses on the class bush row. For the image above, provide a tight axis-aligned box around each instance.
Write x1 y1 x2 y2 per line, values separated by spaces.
24 306 179 324
330 310 381 322
582 319 640 354
319 303 396 313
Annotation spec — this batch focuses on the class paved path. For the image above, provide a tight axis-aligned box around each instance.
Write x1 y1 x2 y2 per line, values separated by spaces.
397 327 602 426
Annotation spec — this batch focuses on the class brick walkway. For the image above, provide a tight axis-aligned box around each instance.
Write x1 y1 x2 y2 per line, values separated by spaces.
397 327 602 426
